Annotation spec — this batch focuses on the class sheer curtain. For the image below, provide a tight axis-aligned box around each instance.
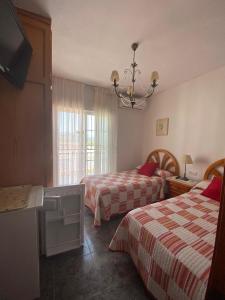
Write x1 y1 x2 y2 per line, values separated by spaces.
53 77 118 186
94 87 118 175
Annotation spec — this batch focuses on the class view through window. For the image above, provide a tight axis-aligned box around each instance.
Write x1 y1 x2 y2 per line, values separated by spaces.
57 110 96 185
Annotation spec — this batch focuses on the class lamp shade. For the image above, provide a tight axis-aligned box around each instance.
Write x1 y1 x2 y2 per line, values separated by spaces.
151 71 159 82
111 70 119 82
127 86 133 96
182 154 193 164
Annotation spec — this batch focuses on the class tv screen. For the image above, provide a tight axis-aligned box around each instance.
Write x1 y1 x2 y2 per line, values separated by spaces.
0 0 32 88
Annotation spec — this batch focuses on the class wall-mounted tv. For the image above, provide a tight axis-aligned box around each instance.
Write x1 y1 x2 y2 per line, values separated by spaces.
0 0 32 88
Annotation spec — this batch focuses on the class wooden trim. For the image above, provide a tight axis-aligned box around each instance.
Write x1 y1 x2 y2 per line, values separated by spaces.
146 149 180 176
203 159 225 180
16 7 51 25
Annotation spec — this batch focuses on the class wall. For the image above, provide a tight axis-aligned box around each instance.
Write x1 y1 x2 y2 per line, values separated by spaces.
117 108 144 171
142 66 225 180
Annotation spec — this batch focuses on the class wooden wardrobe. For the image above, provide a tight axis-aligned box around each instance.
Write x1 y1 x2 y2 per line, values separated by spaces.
206 166 225 300
0 8 52 187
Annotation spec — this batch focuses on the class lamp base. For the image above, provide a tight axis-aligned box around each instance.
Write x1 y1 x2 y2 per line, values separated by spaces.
180 176 189 181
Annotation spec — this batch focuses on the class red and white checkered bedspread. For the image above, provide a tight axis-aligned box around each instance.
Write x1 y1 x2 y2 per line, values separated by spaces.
109 190 219 300
81 169 164 226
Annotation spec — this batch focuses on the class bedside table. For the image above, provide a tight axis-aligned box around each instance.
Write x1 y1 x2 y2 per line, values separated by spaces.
166 177 199 198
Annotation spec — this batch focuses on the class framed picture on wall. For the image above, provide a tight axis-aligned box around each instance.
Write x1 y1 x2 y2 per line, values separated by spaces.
156 118 169 136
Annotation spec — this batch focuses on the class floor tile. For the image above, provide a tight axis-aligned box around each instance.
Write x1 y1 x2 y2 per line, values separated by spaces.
39 208 152 300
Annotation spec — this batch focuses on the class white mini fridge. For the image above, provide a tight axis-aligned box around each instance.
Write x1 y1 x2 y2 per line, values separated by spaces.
40 184 85 257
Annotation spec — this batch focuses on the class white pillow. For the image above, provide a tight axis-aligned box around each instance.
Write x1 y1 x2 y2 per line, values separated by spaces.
191 180 211 191
154 169 172 178
136 165 142 170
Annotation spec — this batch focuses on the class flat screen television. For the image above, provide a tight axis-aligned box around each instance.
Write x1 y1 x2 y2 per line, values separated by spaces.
0 0 32 88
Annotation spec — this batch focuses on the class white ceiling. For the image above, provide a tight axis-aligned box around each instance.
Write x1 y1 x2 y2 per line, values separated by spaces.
13 0 225 93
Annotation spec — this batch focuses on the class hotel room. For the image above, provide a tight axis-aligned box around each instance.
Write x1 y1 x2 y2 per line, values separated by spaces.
0 0 225 299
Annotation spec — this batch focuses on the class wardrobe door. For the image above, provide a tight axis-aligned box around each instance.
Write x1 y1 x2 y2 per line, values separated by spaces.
0 80 17 186
18 8 52 83
16 9 53 186
14 83 46 185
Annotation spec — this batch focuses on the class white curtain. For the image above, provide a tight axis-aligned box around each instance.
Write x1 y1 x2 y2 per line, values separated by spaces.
53 77 118 186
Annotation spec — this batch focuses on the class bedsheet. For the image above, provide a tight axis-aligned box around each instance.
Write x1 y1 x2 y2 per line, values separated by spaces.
109 190 219 300
81 169 164 226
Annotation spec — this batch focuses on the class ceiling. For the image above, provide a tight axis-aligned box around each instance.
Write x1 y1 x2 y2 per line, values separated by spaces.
13 0 225 93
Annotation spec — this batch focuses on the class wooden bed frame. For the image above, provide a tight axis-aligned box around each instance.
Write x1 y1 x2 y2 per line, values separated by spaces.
146 149 180 176
205 158 225 299
204 158 225 180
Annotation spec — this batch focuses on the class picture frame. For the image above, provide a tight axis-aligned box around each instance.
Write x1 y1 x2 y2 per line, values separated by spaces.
156 118 169 136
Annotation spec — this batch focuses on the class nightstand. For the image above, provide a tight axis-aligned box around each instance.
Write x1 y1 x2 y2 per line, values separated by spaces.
166 177 199 198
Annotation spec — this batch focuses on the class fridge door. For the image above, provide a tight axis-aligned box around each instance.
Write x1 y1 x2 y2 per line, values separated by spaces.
40 184 84 256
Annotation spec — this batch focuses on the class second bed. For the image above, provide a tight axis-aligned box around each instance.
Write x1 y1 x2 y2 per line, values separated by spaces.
82 149 179 226
109 159 224 300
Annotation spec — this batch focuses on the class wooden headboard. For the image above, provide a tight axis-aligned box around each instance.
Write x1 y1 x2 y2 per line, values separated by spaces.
146 149 180 176
204 159 225 180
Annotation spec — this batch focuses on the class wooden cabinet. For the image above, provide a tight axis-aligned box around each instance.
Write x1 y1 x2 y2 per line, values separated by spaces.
166 177 198 197
0 8 52 187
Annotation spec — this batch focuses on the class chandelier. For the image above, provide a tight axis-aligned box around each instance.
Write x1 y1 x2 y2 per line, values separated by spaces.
110 43 159 108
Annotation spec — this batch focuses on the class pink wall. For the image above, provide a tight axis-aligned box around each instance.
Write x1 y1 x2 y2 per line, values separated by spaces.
142 66 225 180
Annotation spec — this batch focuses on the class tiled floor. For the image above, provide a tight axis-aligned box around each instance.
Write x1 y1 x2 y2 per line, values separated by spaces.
39 208 153 300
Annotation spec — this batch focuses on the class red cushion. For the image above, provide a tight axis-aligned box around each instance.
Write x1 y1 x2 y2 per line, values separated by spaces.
138 162 159 177
201 176 222 202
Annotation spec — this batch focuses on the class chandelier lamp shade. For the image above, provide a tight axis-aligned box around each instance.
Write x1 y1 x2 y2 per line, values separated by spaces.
110 42 159 108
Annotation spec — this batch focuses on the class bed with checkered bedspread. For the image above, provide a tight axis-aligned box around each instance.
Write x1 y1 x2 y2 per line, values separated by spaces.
109 188 219 300
81 169 165 226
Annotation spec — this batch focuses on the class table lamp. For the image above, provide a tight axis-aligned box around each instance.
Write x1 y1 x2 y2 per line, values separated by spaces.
181 154 193 181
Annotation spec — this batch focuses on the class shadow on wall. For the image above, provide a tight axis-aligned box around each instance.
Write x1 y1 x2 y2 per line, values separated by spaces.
13 0 50 18
195 156 211 177
195 156 211 165
187 156 211 180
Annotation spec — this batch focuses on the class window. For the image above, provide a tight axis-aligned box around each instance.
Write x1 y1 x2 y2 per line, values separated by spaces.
53 77 117 186
56 110 98 185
